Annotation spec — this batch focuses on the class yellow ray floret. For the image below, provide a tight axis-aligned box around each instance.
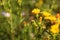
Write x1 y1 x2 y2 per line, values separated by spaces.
42 11 51 17
32 8 40 14
44 16 56 21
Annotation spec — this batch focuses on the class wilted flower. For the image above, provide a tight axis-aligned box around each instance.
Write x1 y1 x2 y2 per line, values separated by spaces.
32 8 40 14
2 12 10 17
21 12 26 17
23 21 28 26
55 13 60 18
29 16 35 21
39 16 42 24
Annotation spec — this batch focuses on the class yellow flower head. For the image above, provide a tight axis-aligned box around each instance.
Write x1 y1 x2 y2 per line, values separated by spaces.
44 16 56 21
42 11 51 17
32 8 40 14
50 24 59 34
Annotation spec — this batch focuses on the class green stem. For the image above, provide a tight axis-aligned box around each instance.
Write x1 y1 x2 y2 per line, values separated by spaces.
53 35 56 40
36 14 39 19
10 12 14 40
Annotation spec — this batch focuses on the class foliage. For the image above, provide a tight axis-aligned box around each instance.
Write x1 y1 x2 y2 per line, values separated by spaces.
0 0 60 40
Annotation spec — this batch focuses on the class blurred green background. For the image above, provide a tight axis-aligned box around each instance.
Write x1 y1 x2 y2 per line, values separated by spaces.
0 0 60 40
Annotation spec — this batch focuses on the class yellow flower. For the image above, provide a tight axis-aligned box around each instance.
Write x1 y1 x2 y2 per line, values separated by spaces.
44 16 56 21
32 8 40 14
50 24 59 34
42 11 51 17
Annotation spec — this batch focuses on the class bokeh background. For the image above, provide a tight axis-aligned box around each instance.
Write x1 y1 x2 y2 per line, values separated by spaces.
0 0 60 40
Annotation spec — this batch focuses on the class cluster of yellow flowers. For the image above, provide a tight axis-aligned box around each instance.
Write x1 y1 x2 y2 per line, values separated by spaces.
32 8 60 35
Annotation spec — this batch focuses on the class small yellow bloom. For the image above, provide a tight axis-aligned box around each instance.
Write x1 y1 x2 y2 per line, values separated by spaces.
50 24 59 34
44 16 56 21
42 11 51 17
32 8 40 14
